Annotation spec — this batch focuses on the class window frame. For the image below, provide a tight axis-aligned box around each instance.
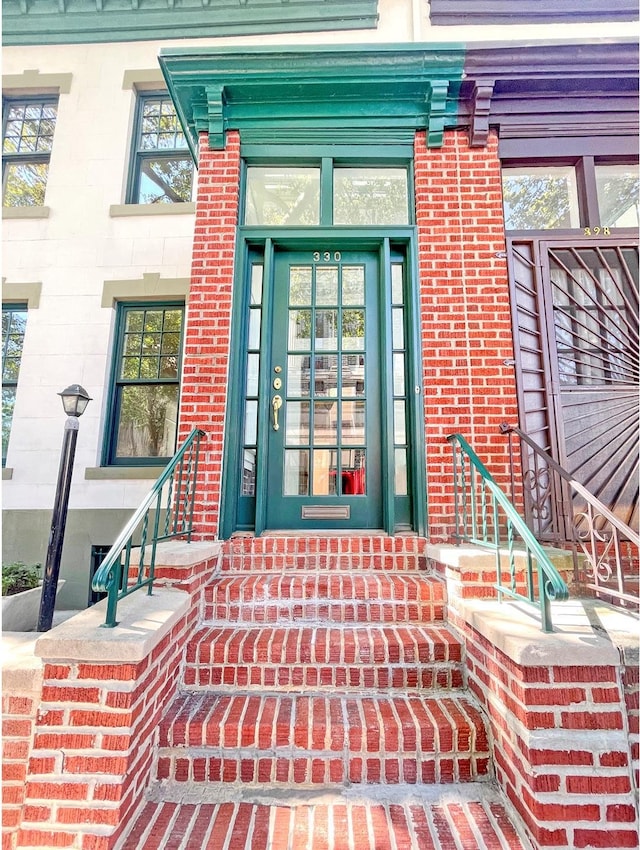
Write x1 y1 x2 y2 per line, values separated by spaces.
103 300 185 467
2 302 28 466
126 91 194 206
242 155 414 227
2 95 58 208
501 154 639 235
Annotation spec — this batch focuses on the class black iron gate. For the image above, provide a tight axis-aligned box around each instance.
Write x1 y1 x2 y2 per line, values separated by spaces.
508 238 639 535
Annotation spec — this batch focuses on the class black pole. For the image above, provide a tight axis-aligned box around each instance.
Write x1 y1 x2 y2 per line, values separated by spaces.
37 417 79 632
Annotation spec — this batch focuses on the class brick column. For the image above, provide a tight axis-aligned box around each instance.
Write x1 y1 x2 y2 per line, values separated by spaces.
179 130 242 539
414 129 519 542
447 602 639 849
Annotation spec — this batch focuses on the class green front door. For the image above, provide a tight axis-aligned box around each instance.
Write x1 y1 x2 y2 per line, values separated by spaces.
265 248 382 529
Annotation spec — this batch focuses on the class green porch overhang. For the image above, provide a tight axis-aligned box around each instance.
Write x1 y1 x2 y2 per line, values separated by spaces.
3 0 379 46
158 44 466 158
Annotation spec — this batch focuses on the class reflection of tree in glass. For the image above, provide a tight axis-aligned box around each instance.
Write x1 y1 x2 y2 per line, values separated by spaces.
502 176 573 230
248 175 319 225
343 310 365 350
2 388 16 461
3 163 48 207
289 310 312 350
139 158 193 204
334 174 407 225
117 385 178 458
289 268 313 306
596 174 639 227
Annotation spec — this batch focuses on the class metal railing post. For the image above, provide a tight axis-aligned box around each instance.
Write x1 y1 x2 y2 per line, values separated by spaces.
92 428 206 627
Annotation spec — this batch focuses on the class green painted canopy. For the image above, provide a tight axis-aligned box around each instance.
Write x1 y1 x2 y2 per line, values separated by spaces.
159 44 466 156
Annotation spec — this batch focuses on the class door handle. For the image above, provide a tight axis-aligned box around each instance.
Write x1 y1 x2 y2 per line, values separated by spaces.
272 395 283 430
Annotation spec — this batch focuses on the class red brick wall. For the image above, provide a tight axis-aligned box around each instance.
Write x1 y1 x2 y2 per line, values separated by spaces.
9 553 219 850
415 129 519 543
179 131 241 539
449 610 639 848
3 685 41 850
182 127 520 540
13 607 197 849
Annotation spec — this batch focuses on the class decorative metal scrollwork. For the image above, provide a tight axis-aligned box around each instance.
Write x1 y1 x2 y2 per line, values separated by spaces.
574 509 615 583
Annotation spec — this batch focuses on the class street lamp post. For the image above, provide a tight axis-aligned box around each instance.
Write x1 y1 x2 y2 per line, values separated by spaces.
37 384 92 632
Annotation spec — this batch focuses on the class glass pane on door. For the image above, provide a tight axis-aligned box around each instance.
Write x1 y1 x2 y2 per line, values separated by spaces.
283 262 368 497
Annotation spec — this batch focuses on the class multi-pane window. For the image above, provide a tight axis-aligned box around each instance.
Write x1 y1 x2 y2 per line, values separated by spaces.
105 303 184 465
244 162 410 226
2 304 27 465
2 98 57 207
502 159 639 231
128 94 193 204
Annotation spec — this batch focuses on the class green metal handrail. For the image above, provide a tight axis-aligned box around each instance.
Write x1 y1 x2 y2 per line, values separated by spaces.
447 433 569 632
92 428 206 627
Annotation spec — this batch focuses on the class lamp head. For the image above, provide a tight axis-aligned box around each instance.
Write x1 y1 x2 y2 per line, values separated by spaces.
58 384 92 418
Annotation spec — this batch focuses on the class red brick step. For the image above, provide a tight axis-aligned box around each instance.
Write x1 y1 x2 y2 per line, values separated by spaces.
221 534 429 573
119 794 529 850
183 623 464 691
202 573 446 623
155 691 490 787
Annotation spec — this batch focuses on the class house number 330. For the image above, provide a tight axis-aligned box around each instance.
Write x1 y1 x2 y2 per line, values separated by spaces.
313 251 342 262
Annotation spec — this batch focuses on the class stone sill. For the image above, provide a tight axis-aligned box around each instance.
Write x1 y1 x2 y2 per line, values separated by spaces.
3 467 13 480
450 595 638 668
34 586 190 663
109 202 195 217
84 466 164 480
2 206 50 219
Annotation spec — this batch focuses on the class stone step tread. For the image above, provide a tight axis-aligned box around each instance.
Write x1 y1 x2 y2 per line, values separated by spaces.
159 692 489 757
118 796 528 850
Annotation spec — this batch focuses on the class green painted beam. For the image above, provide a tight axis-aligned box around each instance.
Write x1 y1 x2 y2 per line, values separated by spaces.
3 0 379 46
159 44 466 156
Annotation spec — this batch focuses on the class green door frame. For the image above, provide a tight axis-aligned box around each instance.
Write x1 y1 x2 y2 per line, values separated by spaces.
220 227 427 538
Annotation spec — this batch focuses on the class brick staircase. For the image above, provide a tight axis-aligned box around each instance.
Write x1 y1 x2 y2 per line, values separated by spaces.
116 535 530 849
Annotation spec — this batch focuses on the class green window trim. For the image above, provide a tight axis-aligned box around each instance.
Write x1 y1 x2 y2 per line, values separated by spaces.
2 96 58 209
2 302 27 467
103 300 185 467
126 92 194 206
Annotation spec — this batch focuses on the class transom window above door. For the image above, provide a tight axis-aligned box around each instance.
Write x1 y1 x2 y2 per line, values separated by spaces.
501 158 639 232
244 162 410 226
